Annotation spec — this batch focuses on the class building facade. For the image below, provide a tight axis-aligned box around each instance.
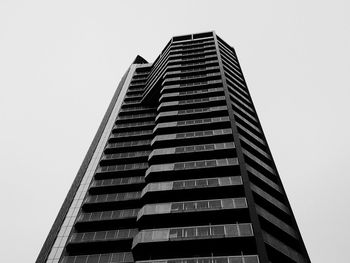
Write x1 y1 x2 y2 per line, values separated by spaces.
37 31 310 263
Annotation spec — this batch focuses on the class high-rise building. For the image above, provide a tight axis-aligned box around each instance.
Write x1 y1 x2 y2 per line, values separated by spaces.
37 31 310 263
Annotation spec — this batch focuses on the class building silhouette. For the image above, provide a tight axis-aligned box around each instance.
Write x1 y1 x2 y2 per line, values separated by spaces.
37 31 310 263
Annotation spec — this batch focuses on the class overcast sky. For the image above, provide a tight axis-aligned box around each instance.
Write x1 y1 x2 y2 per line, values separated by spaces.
1 1 349 262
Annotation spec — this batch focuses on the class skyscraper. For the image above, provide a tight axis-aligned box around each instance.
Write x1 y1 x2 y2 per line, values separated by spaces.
37 31 310 263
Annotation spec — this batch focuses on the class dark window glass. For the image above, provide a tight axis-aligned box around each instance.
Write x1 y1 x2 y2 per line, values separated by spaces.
87 255 99 263
169 228 182 239
197 226 210 237
213 258 228 263
229 257 243 263
74 256 87 263
211 226 225 236
184 180 195 188
208 178 219 186
171 203 183 212
184 227 196 238
209 200 221 209
206 160 216 167
197 201 209 210
173 181 184 189
197 179 207 187
184 202 196 211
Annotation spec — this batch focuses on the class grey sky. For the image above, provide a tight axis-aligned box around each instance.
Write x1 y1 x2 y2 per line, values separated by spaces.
0 1 349 262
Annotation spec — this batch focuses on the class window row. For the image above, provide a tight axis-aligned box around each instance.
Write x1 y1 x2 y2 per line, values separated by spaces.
176 116 229 126
78 208 139 222
152 128 232 145
172 176 242 190
97 162 148 173
61 252 133 263
133 223 253 245
117 113 156 120
171 198 247 212
135 255 259 263
114 121 154 129
142 176 242 196
70 228 138 243
110 129 153 138
85 191 141 204
103 150 151 160
173 158 238 170
175 128 232 139
177 105 227 115
107 140 151 149
92 176 145 187
178 87 222 96
177 95 225 105
174 141 235 154
138 198 247 218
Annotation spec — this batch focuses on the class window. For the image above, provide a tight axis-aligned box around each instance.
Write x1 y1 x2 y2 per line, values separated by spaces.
171 203 183 212
197 226 210 237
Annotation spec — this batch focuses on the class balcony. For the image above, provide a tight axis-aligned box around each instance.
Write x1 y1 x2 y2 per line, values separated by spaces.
153 116 231 135
69 228 137 245
89 176 145 196
148 142 235 164
151 128 233 148
95 162 148 179
159 87 224 103
161 72 221 86
100 151 151 165
113 121 155 133
135 255 259 263
60 252 134 263
137 198 249 228
78 208 139 223
105 140 152 154
157 96 226 112
155 106 228 123
161 79 222 94
132 224 255 258
67 229 138 254
91 176 145 189
83 191 141 211
145 158 239 182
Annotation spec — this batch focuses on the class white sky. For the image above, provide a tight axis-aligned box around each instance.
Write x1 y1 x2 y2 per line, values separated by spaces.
1 1 349 262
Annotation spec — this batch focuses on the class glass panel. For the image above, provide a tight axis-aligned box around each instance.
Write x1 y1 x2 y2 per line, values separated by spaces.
197 201 209 210
184 180 195 188
229 257 243 263
184 227 196 238
211 226 225 236
208 178 219 186
173 181 184 189
234 198 247 208
197 226 210 237
198 258 211 263
206 160 216 167
169 228 182 239
243 256 259 263
197 179 207 187
86 255 99 263
171 202 184 212
225 225 239 236
222 199 234 209
213 258 228 263
99 254 110 263
74 256 87 263
95 231 106 240
209 200 221 209
239 224 253 236
184 202 196 211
